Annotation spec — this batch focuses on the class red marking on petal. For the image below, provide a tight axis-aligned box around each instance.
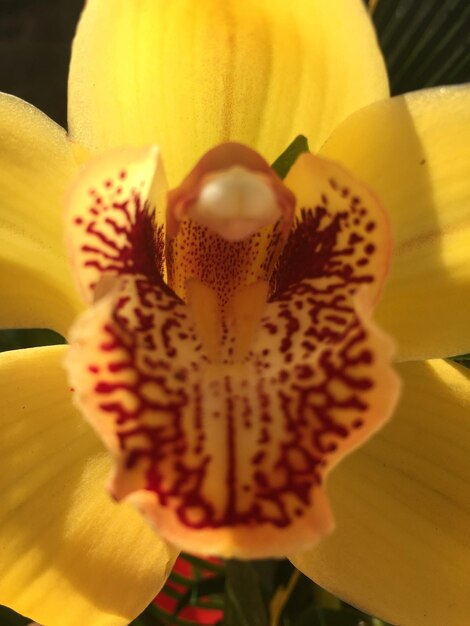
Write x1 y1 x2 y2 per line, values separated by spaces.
166 219 283 307
66 147 167 302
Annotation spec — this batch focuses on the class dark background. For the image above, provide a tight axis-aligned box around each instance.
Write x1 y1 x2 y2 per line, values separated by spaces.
0 0 84 127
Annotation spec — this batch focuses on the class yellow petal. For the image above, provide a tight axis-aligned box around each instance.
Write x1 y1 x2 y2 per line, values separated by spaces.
0 346 177 626
291 359 470 626
319 85 470 360
68 0 388 185
0 93 83 334
65 145 167 303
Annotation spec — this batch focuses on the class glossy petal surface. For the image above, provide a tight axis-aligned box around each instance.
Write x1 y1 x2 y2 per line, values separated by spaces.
0 94 83 333
65 150 398 558
320 86 470 360
0 346 177 626
291 359 470 626
68 0 388 184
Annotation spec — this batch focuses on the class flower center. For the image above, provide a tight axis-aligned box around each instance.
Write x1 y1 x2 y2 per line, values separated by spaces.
165 143 295 305
187 166 281 241
164 143 296 363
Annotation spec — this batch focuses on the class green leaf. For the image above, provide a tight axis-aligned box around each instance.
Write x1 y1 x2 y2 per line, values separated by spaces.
451 353 470 369
294 606 382 626
271 135 309 179
174 574 226 615
0 606 29 626
372 0 470 96
223 561 269 626
0 328 65 353
144 602 203 626
182 553 224 574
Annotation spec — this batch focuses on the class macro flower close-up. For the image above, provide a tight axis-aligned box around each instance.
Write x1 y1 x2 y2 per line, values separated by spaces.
0 1 469 625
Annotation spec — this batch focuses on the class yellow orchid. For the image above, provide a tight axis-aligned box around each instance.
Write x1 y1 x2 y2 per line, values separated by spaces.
0 1 469 626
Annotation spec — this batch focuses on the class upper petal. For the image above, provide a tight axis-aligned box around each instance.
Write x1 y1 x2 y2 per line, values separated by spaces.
319 85 470 361
291 359 470 626
68 0 388 185
0 94 83 333
0 346 177 626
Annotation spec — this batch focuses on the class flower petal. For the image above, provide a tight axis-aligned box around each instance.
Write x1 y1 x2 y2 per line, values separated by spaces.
291 359 470 626
320 85 470 360
65 146 168 303
279 152 393 304
0 94 83 333
0 346 177 626
65 153 399 558
68 0 388 185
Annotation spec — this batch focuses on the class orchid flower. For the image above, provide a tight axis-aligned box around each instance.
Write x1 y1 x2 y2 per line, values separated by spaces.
0 1 469 626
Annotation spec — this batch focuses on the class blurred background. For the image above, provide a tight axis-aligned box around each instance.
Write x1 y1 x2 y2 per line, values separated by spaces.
0 0 468 624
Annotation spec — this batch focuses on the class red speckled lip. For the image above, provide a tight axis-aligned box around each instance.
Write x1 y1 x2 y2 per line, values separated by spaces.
65 144 399 558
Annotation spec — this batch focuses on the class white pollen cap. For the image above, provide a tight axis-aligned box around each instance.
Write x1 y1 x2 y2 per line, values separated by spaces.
188 166 281 241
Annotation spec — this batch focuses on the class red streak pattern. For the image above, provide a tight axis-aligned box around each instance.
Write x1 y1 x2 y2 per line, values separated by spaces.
69 167 165 300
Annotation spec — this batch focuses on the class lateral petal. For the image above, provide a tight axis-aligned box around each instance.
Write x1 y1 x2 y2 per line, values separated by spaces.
0 94 83 333
68 0 388 185
291 359 470 626
0 346 177 626
320 85 470 360
65 146 168 303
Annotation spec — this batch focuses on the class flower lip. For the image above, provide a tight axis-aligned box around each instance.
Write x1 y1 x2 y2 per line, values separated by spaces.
166 142 296 240
64 143 399 559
